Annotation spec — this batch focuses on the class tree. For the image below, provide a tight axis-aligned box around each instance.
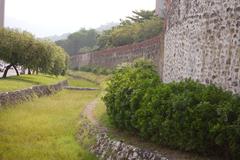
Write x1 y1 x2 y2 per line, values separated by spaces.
134 17 163 42
126 10 156 23
97 30 113 49
0 28 68 78
110 26 135 46
0 28 35 77
78 46 98 53
97 10 163 49
55 28 98 55
49 45 67 76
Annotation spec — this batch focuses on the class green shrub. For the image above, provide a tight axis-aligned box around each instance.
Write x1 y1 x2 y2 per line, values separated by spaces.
103 59 160 130
135 80 240 158
103 60 240 159
79 66 92 72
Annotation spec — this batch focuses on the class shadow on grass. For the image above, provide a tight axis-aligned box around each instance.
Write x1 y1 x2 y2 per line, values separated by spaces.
40 74 57 79
1 74 58 86
5 77 41 85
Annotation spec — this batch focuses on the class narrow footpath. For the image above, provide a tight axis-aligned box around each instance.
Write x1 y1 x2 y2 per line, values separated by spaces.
83 99 99 126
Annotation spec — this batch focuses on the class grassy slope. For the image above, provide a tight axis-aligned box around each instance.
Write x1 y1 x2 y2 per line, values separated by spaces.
68 70 107 85
68 78 98 88
0 90 99 160
68 70 109 89
94 99 111 128
0 74 66 92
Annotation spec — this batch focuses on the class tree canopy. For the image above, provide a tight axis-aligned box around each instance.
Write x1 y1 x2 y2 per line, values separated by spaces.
55 10 163 55
97 10 164 49
0 28 68 78
126 10 156 23
55 28 98 56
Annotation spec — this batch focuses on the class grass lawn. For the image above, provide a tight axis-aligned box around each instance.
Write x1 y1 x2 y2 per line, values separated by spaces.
68 78 98 88
0 90 99 160
0 74 66 92
68 70 108 85
94 99 111 128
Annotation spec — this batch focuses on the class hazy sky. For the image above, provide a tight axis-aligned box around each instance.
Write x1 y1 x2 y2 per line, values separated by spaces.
5 0 156 37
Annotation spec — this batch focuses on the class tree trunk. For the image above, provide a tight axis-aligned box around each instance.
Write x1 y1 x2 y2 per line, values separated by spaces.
28 68 31 75
12 65 20 76
36 68 39 75
2 64 12 78
2 64 19 78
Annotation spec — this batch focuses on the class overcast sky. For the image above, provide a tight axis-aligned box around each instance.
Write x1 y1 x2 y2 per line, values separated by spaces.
5 0 155 37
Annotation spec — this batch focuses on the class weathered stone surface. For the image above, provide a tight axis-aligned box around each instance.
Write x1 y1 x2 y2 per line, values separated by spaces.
163 0 240 94
0 80 68 107
90 133 168 160
77 113 168 160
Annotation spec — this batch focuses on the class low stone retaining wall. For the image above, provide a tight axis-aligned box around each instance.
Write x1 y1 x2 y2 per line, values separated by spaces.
91 133 168 160
0 80 68 107
77 113 168 160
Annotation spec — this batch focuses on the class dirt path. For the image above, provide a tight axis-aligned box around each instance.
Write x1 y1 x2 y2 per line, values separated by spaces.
83 99 99 126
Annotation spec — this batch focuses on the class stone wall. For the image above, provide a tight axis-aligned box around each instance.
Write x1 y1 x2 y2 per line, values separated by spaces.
70 0 240 94
0 80 68 107
70 35 164 78
163 0 240 93
91 133 168 160
77 115 168 160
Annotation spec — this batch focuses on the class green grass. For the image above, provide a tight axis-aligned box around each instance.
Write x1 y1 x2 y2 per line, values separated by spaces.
0 90 99 160
0 74 66 92
68 77 98 88
94 99 111 128
68 70 108 85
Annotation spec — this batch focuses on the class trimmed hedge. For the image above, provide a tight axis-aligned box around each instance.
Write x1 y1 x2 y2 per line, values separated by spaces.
103 59 240 159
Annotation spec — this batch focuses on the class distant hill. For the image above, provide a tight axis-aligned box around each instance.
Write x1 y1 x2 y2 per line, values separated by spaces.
44 33 70 42
96 22 119 32
44 22 118 42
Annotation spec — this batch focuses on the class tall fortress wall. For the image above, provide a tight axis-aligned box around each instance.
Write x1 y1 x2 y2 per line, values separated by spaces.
163 0 240 93
71 35 164 78
71 0 240 93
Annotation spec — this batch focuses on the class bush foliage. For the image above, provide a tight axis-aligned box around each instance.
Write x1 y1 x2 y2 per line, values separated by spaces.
103 59 160 129
103 59 240 159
